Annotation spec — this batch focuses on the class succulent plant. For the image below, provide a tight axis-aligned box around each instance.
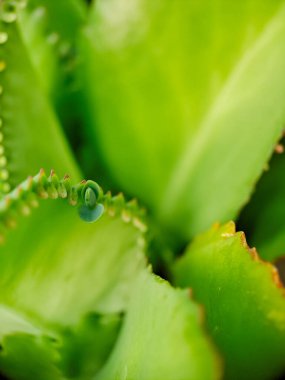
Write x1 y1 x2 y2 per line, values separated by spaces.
0 0 285 379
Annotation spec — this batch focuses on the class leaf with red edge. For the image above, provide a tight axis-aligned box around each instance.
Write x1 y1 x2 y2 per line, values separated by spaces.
174 222 285 380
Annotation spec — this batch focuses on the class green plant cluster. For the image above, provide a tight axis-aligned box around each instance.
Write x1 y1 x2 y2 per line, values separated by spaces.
0 0 285 379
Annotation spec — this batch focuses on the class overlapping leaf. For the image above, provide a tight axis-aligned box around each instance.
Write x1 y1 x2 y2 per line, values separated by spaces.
18 0 87 132
0 305 63 380
0 170 223 380
96 268 221 380
18 0 86 98
0 2 80 195
174 222 285 380
0 170 147 378
1 1 285 379
81 0 285 241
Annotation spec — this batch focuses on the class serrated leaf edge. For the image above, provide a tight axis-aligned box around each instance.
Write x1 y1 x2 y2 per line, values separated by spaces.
0 168 147 244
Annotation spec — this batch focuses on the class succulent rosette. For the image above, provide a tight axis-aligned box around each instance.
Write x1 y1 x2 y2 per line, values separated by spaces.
0 1 285 379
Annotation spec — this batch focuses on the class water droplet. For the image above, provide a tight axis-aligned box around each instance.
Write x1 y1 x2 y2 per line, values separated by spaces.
0 61 7 72
0 32 8 44
79 203 104 223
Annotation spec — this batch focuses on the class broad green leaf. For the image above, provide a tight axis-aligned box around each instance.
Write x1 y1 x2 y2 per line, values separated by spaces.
0 8 80 194
26 0 86 44
81 0 285 240
18 0 87 128
95 268 221 380
18 0 86 94
0 170 146 322
238 151 285 262
0 170 147 378
173 222 285 380
18 3 58 96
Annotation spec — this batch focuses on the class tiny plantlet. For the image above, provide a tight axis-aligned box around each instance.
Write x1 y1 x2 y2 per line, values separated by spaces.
0 0 285 379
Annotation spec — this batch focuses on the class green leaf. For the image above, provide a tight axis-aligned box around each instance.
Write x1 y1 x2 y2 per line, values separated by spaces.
0 9 80 194
173 222 285 380
95 268 221 380
0 305 64 380
81 0 285 240
26 0 86 44
0 170 147 378
18 0 87 128
18 0 86 95
60 313 121 379
0 305 121 380
0 170 146 321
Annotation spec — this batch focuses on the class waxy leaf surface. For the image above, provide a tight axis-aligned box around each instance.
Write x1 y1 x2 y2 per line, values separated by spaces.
81 0 285 240
96 268 221 380
174 222 285 380
0 171 146 378
0 14 80 193
19 0 86 98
